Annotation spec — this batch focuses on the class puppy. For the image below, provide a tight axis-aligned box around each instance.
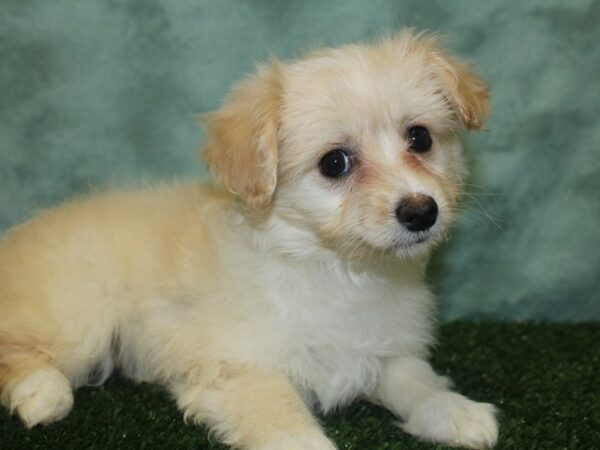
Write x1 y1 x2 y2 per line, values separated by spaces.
0 31 497 449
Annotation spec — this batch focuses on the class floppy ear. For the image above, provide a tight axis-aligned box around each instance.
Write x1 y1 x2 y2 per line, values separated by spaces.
201 61 282 209
427 42 490 130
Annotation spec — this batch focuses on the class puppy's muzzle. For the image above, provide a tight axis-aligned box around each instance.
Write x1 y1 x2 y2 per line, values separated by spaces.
395 194 438 232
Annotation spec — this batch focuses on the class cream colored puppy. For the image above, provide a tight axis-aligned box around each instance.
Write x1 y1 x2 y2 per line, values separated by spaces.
0 31 497 449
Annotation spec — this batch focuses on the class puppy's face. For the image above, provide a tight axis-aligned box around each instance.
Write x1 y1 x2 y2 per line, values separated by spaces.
203 32 489 259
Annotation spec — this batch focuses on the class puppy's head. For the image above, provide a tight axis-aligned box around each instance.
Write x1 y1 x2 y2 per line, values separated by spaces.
202 31 489 259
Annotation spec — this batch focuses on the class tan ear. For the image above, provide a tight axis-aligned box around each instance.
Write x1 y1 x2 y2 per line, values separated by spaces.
201 61 282 208
428 44 490 130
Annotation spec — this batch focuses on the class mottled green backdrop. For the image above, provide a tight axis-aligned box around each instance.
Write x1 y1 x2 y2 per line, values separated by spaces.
1 0 598 320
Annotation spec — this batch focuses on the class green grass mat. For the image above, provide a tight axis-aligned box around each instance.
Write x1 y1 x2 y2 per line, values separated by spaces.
1 323 598 449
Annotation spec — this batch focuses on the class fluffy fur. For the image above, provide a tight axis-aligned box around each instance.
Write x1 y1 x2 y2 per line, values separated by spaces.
0 31 497 449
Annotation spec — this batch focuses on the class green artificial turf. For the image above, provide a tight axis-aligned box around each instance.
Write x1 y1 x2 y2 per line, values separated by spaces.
1 323 598 449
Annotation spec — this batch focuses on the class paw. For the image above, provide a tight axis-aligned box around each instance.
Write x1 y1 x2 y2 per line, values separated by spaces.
403 392 498 449
259 430 337 450
9 368 74 427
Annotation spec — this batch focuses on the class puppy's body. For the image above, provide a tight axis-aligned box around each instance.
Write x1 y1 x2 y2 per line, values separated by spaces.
0 32 498 449
0 184 431 402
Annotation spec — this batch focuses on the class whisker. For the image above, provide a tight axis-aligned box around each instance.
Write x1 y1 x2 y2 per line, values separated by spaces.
459 193 505 230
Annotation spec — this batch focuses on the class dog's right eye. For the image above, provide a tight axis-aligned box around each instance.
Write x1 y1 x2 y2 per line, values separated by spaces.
319 149 353 178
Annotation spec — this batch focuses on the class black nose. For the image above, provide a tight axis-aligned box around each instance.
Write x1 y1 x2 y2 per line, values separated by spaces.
395 195 438 232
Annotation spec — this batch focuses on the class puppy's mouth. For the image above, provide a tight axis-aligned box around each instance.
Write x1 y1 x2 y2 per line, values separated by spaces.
390 227 442 252
393 235 430 249
414 235 429 244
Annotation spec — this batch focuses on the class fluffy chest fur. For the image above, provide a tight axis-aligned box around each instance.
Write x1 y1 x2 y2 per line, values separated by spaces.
210 216 436 412
271 264 433 411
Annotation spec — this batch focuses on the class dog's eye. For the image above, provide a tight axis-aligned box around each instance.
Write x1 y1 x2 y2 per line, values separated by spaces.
320 149 353 178
407 126 432 153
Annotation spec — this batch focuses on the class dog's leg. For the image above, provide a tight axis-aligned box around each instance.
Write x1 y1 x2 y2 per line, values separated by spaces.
374 356 498 449
170 366 336 450
0 354 73 427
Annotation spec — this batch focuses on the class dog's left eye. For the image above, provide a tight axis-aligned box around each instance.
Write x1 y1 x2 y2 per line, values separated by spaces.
407 126 432 153
320 149 353 178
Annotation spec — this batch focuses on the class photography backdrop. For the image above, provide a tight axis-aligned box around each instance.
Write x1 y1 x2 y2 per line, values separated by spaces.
1 0 599 320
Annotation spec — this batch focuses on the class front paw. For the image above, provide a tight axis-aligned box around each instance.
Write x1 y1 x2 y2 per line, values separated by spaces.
402 392 498 449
